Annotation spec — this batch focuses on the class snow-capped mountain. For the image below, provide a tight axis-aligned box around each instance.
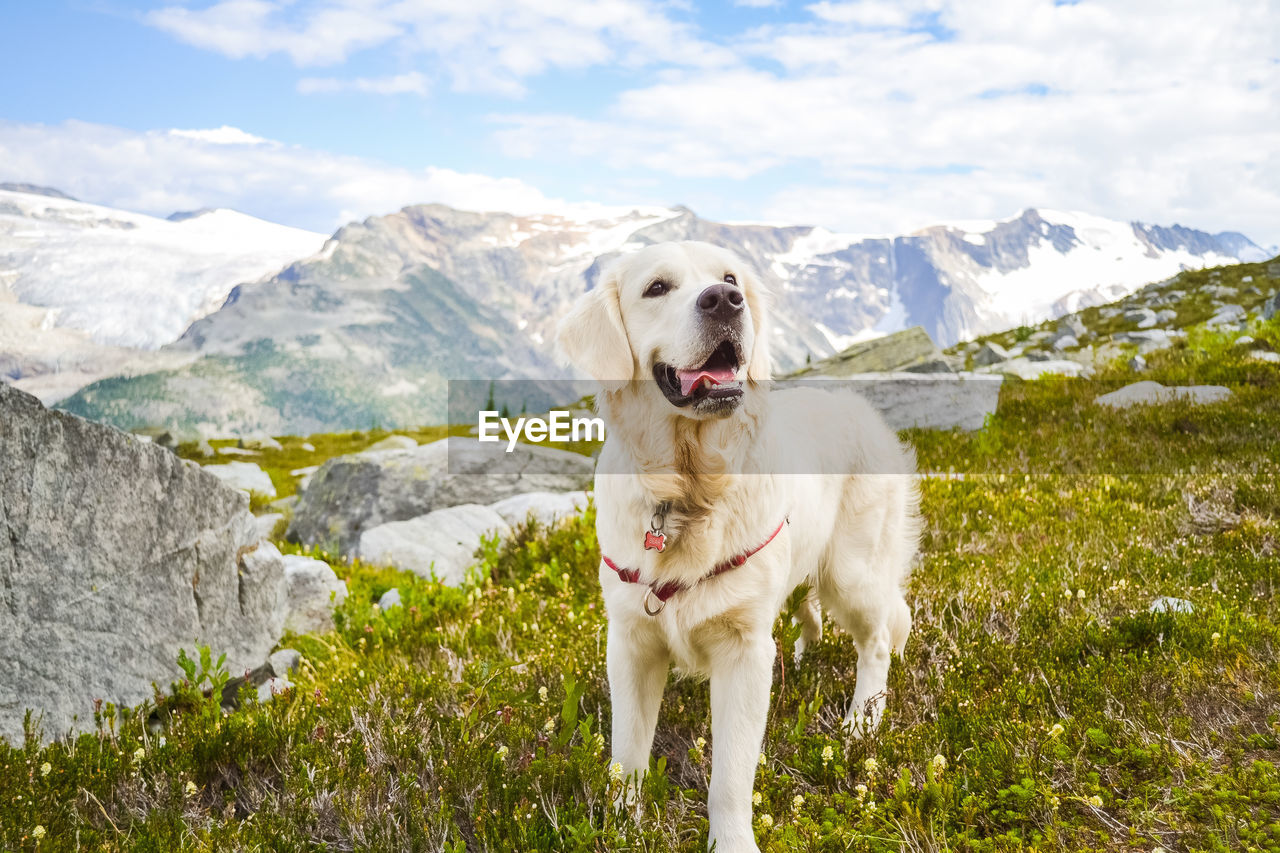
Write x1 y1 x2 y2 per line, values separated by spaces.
54 201 1266 436
0 187 326 350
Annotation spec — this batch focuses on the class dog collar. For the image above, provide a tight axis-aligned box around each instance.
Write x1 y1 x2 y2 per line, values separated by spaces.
602 516 789 615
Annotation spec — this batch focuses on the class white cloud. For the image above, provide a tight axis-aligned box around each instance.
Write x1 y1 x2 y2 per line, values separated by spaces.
0 120 566 232
145 0 731 96
297 71 430 96
169 125 274 145
493 0 1280 245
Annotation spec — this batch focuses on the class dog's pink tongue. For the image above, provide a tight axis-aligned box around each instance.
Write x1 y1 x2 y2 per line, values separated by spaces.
677 367 736 396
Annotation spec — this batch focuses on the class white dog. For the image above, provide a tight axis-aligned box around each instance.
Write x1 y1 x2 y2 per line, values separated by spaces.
556 241 919 852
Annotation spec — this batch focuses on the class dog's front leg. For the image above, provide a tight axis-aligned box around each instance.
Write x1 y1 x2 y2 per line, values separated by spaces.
707 634 774 853
607 618 669 808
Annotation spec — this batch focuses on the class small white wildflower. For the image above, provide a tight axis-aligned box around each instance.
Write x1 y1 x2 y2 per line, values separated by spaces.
1047 723 1065 738
1063 588 1073 598
543 718 556 735
133 747 145 762
609 762 625 782
496 744 509 761
792 794 804 812
538 686 548 703
185 780 198 797
32 825 46 840
1076 588 1085 600
1049 795 1060 809
855 783 868 801
1211 632 1221 645
758 752 766 767
866 800 877 812
752 791 763 806
591 732 605 755
40 762 51 777
821 744 835 764
930 754 947 775
758 813 774 828
1086 794 1103 807
863 757 879 774
695 736 707 750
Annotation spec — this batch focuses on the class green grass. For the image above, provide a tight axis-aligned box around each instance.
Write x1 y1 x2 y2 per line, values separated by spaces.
5 324 1280 852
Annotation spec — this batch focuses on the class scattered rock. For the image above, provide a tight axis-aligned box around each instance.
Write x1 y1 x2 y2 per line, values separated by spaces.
1235 335 1256 347
378 588 403 611
288 437 593 553
253 513 284 541
1250 350 1280 363
365 435 419 453
489 491 590 528
1056 316 1087 339
817 373 1004 431
1050 334 1079 352
1205 304 1245 328
0 383 286 744
1025 350 1051 362
1242 275 1253 283
357 505 512 585
281 555 348 634
1111 329 1184 353
792 326 948 376
242 432 283 451
984 358 1086 380
1128 355 1147 371
300 442 316 453
268 648 302 677
1149 596 1194 614
203 461 277 498
1095 381 1232 408
1123 308 1157 328
256 676 294 703
217 446 260 457
1263 291 1279 321
1153 309 1177 325
195 439 215 458
973 342 1010 366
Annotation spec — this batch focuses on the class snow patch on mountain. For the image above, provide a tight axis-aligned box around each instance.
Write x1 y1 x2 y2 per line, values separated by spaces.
0 189 327 350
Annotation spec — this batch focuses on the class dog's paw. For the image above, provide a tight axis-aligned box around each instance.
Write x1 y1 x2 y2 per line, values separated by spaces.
707 828 761 853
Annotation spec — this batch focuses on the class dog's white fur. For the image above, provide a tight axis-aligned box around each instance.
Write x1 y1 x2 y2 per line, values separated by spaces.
556 241 919 852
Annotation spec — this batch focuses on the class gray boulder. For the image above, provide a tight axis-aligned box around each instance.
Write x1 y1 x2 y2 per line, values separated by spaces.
1128 354 1147 371
1056 316 1087 339
287 437 594 552
204 461 276 498
281 555 348 635
1124 308 1158 329
1263 291 1279 321
1095 381 1231 409
357 504 512 585
1149 596 1194 614
0 383 285 744
489 491 590 528
1050 334 1079 352
378 588 403 611
973 342 1010 366
1205 304 1245 328
364 435 419 453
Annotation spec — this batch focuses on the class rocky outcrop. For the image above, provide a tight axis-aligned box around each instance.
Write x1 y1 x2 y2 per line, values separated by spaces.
0 383 285 744
1094 381 1232 408
287 437 595 553
357 504 512 585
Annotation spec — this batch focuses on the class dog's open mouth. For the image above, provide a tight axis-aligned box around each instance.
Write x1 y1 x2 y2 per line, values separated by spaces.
653 340 744 408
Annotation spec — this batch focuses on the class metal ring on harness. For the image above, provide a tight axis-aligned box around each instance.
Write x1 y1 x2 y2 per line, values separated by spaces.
643 588 666 616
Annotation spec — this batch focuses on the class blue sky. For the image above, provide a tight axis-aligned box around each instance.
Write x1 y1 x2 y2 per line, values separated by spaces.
2 0 1277 246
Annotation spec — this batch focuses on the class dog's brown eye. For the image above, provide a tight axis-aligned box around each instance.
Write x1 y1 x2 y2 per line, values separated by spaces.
724 273 737 286
643 279 670 298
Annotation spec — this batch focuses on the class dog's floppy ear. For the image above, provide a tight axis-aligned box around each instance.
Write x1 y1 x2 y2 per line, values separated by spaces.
741 266 773 382
555 268 635 384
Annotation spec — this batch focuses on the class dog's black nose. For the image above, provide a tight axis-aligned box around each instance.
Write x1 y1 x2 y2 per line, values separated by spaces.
697 284 744 321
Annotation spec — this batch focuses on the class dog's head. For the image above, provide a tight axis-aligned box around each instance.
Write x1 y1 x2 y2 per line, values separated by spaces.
556 241 771 419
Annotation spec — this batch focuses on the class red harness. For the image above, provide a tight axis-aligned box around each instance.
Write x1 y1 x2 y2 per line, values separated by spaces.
602 517 789 614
